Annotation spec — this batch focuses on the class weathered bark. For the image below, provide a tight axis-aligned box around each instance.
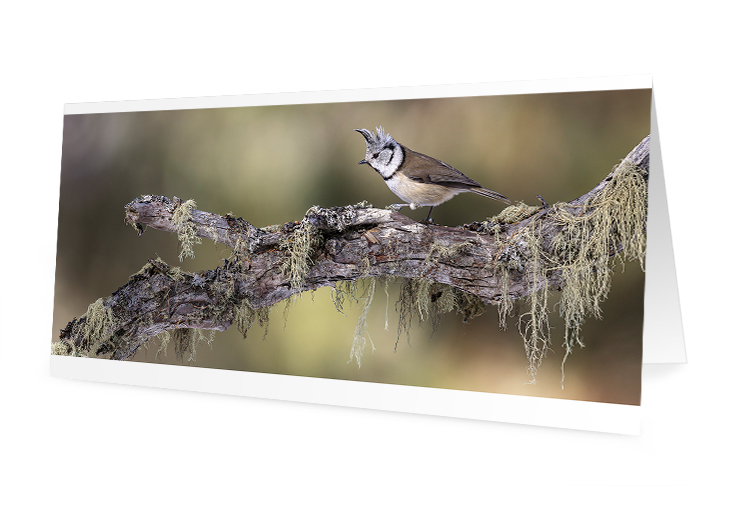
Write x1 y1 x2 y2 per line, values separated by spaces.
55 136 649 361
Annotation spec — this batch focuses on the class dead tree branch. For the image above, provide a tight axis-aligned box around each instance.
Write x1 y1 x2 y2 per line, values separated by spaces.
54 136 649 363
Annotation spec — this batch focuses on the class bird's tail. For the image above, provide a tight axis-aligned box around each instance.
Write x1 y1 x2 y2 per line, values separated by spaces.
470 186 511 204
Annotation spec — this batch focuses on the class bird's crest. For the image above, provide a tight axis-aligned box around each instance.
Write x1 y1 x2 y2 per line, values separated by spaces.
355 126 397 149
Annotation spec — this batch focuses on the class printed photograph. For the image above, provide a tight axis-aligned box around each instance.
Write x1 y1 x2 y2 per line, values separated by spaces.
52 88 651 405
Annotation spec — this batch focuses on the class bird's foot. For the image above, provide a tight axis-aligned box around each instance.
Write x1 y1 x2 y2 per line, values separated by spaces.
536 195 549 209
385 203 406 212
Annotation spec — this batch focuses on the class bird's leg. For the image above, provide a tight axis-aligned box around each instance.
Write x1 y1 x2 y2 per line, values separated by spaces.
420 206 435 225
386 203 406 211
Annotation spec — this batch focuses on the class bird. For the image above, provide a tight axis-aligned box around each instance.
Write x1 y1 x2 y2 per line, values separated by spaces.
355 126 510 222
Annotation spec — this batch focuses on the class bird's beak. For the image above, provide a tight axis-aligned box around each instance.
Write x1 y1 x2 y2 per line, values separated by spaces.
358 159 367 165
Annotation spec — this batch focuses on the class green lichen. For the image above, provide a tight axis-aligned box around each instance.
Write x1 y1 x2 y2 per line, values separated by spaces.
516 215 553 384
392 278 484 352
329 242 485 364
172 199 201 261
231 233 248 259
173 328 191 361
486 160 648 384
349 278 377 367
50 297 119 357
495 202 541 224
81 298 116 347
167 265 185 283
234 298 270 339
306 201 372 231
205 223 220 245
177 328 214 362
171 327 214 362
425 241 473 264
331 280 358 315
382 275 395 331
552 161 648 383
282 201 376 302
130 257 164 279
155 330 171 360
51 341 71 356
282 218 322 293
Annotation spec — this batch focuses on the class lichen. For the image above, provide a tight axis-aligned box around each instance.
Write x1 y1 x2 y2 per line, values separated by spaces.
81 298 115 350
331 280 358 315
331 241 486 365
552 161 648 383
155 330 171 359
172 199 201 261
348 278 377 367
205 223 220 245
392 278 484 352
170 327 215 362
516 215 553 384
234 298 270 339
231 234 248 259
167 265 185 283
181 328 214 362
173 328 190 361
51 341 71 356
131 257 165 279
495 202 541 224
382 275 395 331
486 160 648 384
306 201 372 231
282 218 322 293
425 241 473 264
50 297 118 357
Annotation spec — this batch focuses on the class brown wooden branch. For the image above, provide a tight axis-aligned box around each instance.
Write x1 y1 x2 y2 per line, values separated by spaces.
54 136 649 361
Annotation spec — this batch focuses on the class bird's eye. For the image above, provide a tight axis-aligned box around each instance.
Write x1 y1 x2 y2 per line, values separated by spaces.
373 153 379 159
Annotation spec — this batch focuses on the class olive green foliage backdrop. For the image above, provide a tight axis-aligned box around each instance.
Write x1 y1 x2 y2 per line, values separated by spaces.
53 89 651 405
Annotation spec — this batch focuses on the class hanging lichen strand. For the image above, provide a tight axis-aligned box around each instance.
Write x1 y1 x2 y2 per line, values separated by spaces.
491 160 648 383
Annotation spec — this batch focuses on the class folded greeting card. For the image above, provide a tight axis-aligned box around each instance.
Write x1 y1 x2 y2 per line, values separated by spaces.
50 75 684 434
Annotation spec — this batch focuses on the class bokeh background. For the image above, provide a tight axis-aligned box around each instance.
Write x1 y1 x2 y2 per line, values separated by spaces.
53 88 650 405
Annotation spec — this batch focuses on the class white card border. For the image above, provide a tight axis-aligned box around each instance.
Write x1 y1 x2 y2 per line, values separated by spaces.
642 94 687 363
51 355 640 434
64 74 652 114
53 75 657 435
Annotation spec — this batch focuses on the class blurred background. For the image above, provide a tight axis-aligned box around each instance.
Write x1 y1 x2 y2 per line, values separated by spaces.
53 88 650 405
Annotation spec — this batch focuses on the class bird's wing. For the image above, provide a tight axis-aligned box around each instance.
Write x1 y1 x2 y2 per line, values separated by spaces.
399 146 482 188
